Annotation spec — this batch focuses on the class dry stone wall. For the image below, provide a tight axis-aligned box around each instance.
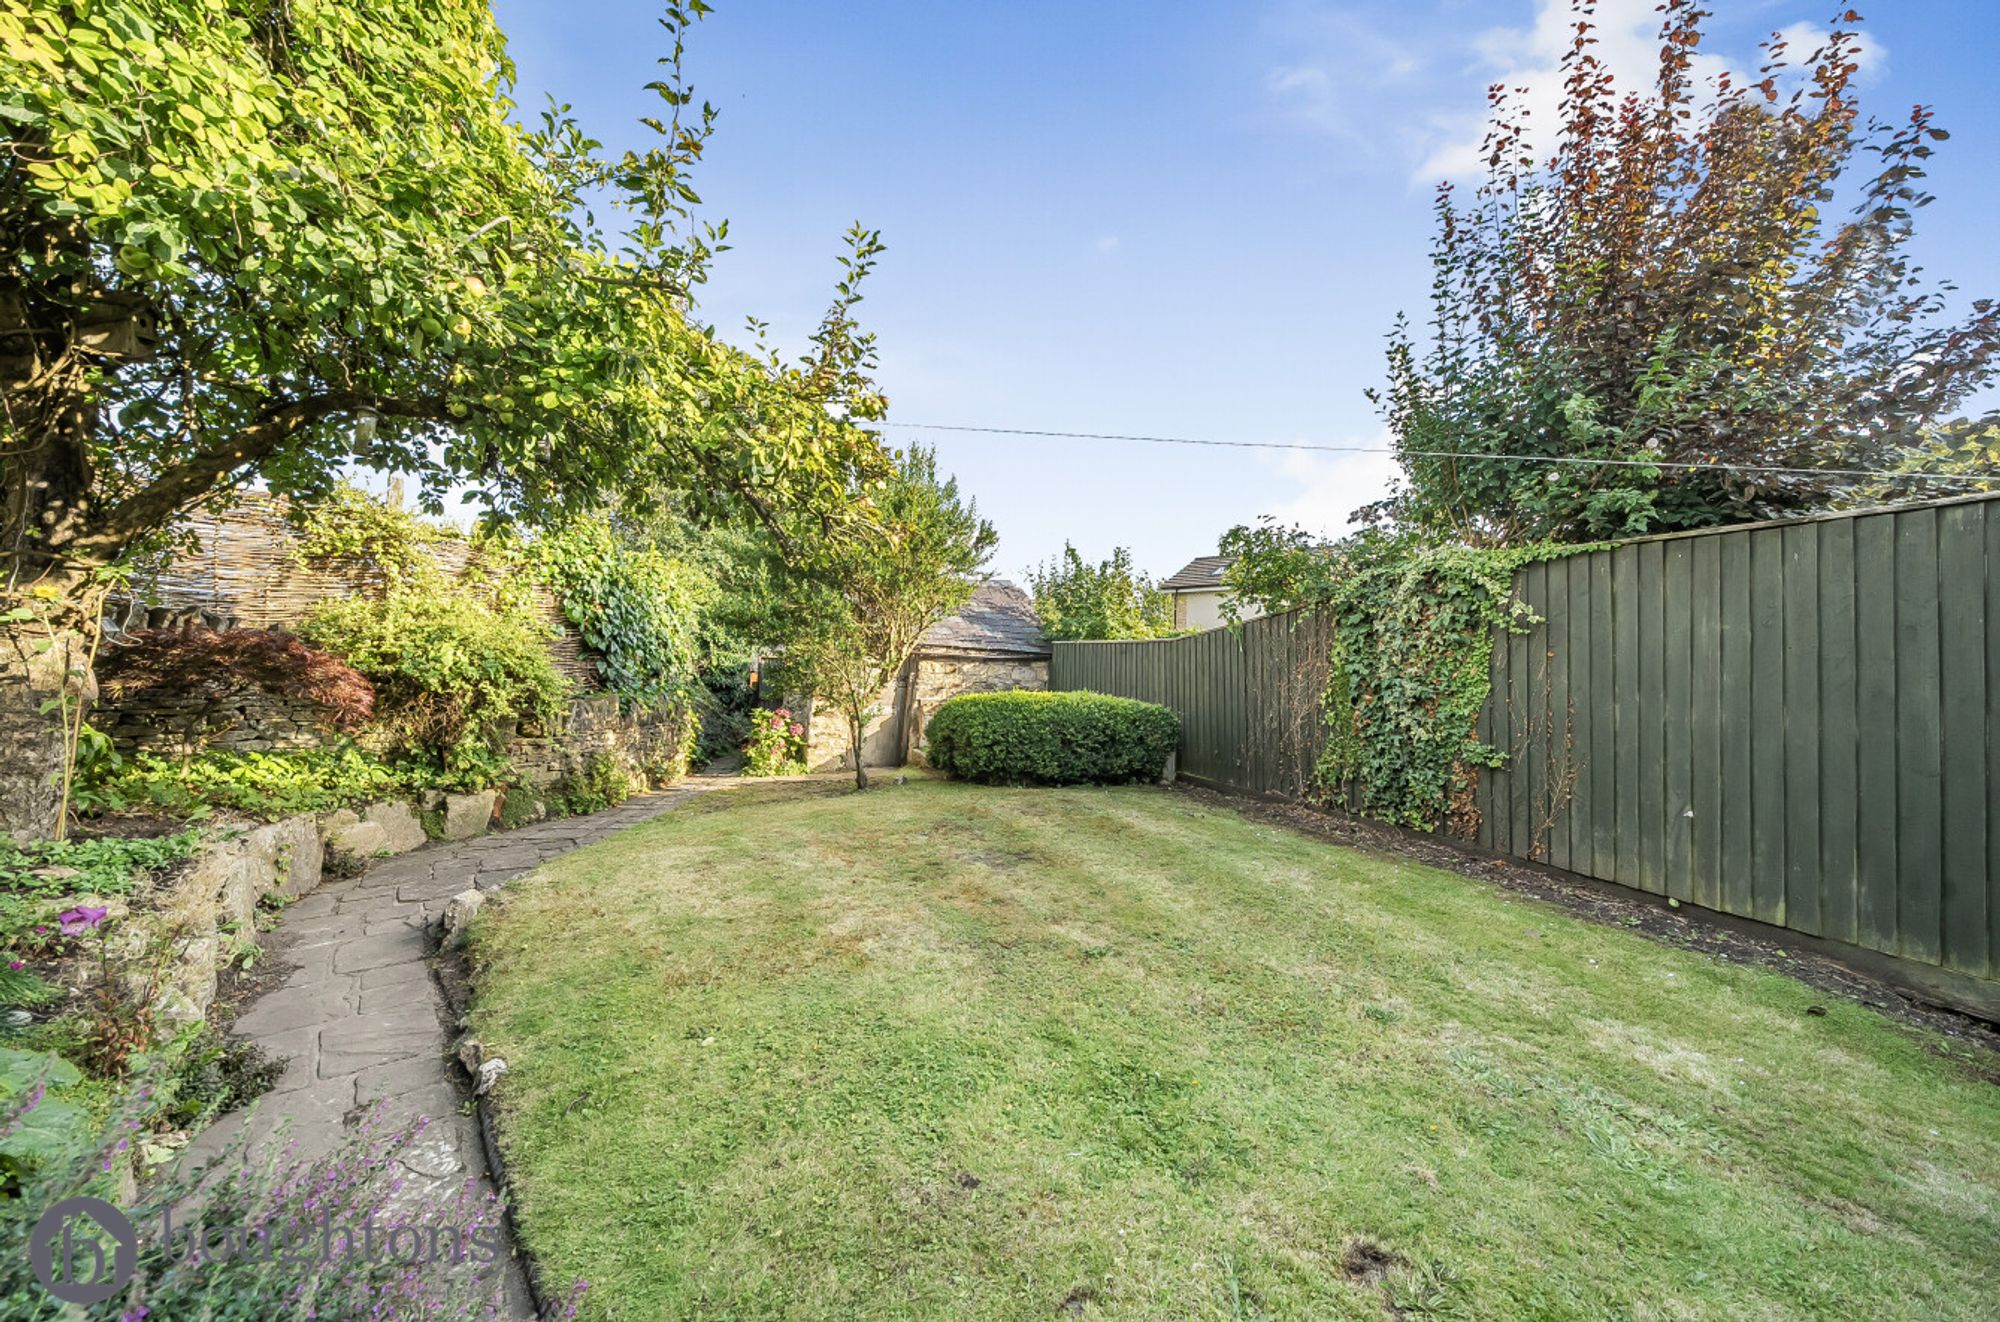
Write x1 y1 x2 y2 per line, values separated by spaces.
106 814 326 1026
97 670 692 797
106 779 540 1027
502 693 696 790
100 684 338 756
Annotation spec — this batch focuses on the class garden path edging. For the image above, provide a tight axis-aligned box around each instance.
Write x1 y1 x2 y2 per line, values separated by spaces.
185 783 720 1319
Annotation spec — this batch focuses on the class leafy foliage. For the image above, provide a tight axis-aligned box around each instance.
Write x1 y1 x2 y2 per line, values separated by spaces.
527 514 717 702
692 662 757 766
0 829 202 902
497 787 543 832
636 703 703 788
764 446 996 787
0 1 892 567
0 961 54 1010
154 1024 283 1133
0 1046 90 1191
295 484 736 780
300 586 568 787
743 707 807 777
1222 521 1580 830
0 0 896 835
1855 420 2000 504
0 829 202 945
1026 544 1175 641
924 691 1178 786
74 745 416 820
287 484 452 584
1371 2 1999 543
551 753 635 817
97 626 376 731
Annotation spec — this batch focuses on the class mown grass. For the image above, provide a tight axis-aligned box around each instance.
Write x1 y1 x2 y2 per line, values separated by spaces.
470 779 2000 1320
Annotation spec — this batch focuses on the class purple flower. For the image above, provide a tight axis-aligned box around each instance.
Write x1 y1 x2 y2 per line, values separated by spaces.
6 960 21 971
58 906 109 936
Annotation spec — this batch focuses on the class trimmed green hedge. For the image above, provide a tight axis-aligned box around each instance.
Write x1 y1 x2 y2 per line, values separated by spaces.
924 690 1179 786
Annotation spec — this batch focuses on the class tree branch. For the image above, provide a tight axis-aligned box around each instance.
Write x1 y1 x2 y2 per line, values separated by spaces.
82 391 448 554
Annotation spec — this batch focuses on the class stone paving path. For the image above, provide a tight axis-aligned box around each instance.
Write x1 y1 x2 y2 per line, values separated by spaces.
188 784 718 1315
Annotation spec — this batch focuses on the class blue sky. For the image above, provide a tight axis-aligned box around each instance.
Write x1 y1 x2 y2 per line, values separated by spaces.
488 0 2000 583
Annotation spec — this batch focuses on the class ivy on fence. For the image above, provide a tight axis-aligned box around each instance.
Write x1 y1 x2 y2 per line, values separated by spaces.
1223 524 1591 832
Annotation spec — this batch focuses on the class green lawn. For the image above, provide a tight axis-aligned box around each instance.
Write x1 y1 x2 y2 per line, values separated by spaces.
470 780 2000 1320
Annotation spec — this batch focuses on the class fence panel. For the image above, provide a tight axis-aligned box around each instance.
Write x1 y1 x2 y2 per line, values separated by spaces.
1049 611 1333 798
1483 496 1997 985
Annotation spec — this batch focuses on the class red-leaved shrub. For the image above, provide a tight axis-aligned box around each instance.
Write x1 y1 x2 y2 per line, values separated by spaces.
99 626 376 729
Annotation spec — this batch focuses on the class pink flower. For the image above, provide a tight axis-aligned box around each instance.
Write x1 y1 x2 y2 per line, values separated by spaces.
58 906 108 936
789 723 804 738
773 707 791 719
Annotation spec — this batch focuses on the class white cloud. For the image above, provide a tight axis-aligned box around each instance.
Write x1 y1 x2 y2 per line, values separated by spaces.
1772 20 1885 81
1415 0 1725 182
1262 3 1422 145
1256 433 1401 537
1093 234 1121 255
1413 1 1888 184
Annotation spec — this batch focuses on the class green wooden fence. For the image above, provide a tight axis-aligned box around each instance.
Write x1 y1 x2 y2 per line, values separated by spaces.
1050 492 2000 999
1480 493 1998 987
1050 611 1331 798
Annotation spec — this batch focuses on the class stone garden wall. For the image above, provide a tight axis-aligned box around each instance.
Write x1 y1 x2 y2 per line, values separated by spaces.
95 670 692 796
904 656 1047 762
83 686 694 1033
109 766 628 1029
912 656 1048 709
108 813 326 1026
100 684 339 756
803 654 1049 771
503 693 696 790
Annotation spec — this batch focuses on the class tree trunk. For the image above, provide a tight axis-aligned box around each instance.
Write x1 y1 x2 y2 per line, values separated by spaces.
0 612 92 841
2 258 106 839
849 712 868 790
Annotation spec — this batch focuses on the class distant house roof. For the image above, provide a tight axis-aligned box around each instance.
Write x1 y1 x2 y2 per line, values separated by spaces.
1160 555 1233 592
919 580 1050 658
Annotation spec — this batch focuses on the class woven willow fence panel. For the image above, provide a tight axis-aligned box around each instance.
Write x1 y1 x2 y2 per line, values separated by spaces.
121 492 599 687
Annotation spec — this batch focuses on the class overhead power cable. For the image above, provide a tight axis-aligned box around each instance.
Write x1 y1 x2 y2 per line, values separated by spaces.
865 420 2000 487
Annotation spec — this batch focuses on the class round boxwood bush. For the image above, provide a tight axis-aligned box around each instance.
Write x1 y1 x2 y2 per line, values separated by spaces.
924 690 1179 785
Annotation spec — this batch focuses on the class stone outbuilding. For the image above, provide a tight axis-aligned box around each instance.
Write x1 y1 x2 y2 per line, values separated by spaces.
803 580 1051 772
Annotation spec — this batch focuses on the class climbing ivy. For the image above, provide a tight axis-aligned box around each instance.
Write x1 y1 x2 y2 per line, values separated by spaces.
523 515 719 703
1221 523 1590 831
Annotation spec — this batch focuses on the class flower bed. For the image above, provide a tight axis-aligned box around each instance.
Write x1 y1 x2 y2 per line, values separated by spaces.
743 706 807 776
